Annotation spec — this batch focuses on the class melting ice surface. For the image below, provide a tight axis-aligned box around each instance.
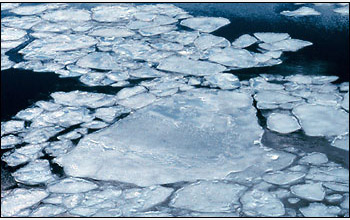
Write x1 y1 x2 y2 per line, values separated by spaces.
1 2 349 218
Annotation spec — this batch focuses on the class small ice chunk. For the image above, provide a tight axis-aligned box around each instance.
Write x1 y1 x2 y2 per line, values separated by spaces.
35 101 61 112
76 52 120 70
1 120 25 136
204 73 240 90
117 86 147 100
326 194 343 203
13 159 55 185
161 30 199 45
180 17 230 33
241 189 285 217
339 82 349 92
267 113 301 134
92 5 137 22
334 6 349 15
40 8 91 22
1 27 27 41
89 27 135 38
299 152 328 165
254 32 290 43
129 66 165 78
259 39 313 52
1 188 49 217
157 56 226 76
208 47 259 68
311 75 339 84
194 33 230 50
47 177 98 194
255 90 302 105
281 6 321 17
30 204 66 217
291 183 326 201
285 74 312 84
51 91 116 109
288 198 300 204
2 16 42 30
81 120 109 129
170 180 247 212
151 41 184 51
300 203 341 217
1 135 22 149
139 25 176 36
2 151 30 167
306 166 349 183
292 104 349 137
263 171 305 185
44 140 74 157
23 126 64 144
232 34 257 48
1 3 20 11
15 107 43 121
341 92 349 111
322 182 349 192
94 106 130 123
118 93 157 109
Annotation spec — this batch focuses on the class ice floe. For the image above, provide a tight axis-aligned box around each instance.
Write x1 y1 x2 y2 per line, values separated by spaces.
259 39 313 52
40 8 91 22
300 203 341 217
299 152 328 165
180 17 230 33
291 183 326 201
47 178 98 194
266 113 301 134
12 159 55 185
254 32 290 43
231 34 257 48
262 171 305 185
281 7 321 17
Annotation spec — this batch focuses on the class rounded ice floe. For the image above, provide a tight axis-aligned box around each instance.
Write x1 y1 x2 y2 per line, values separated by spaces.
231 34 257 48
267 113 301 134
30 204 66 217
180 17 230 33
94 106 130 123
285 74 312 84
89 27 135 38
11 4 49 15
254 90 302 105
47 177 98 194
262 171 305 185
281 6 321 17
253 32 290 43
117 93 157 109
1 16 42 30
1 27 27 41
326 194 343 203
204 73 240 90
116 86 147 100
299 203 341 217
92 5 137 22
323 182 349 192
240 189 285 217
13 159 56 185
157 56 226 76
306 166 349 183
1 188 49 217
299 152 328 165
161 30 199 45
292 104 349 137
41 8 91 22
291 183 325 201
1 3 20 11
23 126 64 144
194 33 230 51
259 39 313 52
139 25 176 36
170 180 247 212
76 52 120 70
208 47 259 68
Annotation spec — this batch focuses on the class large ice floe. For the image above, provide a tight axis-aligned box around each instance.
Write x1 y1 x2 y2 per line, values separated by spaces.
1 3 349 218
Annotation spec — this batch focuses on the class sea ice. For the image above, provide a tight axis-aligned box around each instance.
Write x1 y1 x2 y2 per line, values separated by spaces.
241 189 285 217
1 188 49 217
2 27 27 42
44 140 74 157
2 16 42 30
12 159 55 185
259 39 313 52
326 194 343 203
267 113 301 134
81 120 109 129
342 92 349 111
299 203 341 217
1 135 22 149
94 106 130 123
180 17 230 33
30 204 66 217
117 86 147 100
170 180 247 212
91 5 137 22
254 32 290 43
331 135 349 151
76 52 120 70
117 93 157 109
291 183 326 201
208 47 259 68
139 25 176 36
231 34 257 48
299 152 328 165
157 56 226 76
254 90 302 105
334 6 349 15
47 177 98 194
51 91 116 109
262 171 305 185
281 6 321 17
23 126 64 144
292 104 349 137
1 3 20 10
1 120 25 136
323 182 349 192
11 4 49 15
89 27 135 38
204 73 240 90
40 8 91 22
194 33 230 50
161 30 199 45
305 166 349 183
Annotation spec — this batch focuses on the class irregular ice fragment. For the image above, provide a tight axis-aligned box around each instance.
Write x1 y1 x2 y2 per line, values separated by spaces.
208 47 259 68
299 152 328 165
11 4 49 15
44 140 74 157
267 113 301 134
326 194 343 203
94 106 130 123
306 166 349 183
323 182 349 192
255 90 302 105
331 135 349 151
232 34 257 48
77 52 120 70
180 17 230 33
92 5 137 22
241 189 285 217
291 183 325 201
157 56 226 76
170 180 247 212
118 93 157 109
139 25 176 37
89 27 135 38
161 30 199 45
194 33 230 50
41 8 91 22
300 203 341 217
204 73 240 90
30 204 66 217
1 188 49 217
13 159 55 185
259 39 313 52
117 86 147 100
1 135 22 149
281 6 321 17
81 120 109 129
341 92 349 111
254 32 290 43
23 126 64 144
1 120 25 136
292 104 349 137
262 171 305 185
51 91 116 108
47 177 98 194
334 6 349 15
1 3 20 11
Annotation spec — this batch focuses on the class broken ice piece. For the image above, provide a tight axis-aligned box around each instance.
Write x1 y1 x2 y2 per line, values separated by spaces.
204 73 240 90
47 177 98 194
266 113 301 134
180 17 230 33
13 159 56 185
281 6 321 17
1 135 22 149
262 171 305 185
291 183 325 201
299 152 328 165
254 32 290 43
299 203 341 217
259 39 313 52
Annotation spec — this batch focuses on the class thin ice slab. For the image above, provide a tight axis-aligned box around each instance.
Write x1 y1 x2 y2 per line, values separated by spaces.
180 17 230 33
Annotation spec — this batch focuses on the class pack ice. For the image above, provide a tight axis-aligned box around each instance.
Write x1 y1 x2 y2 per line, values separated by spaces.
56 89 295 187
